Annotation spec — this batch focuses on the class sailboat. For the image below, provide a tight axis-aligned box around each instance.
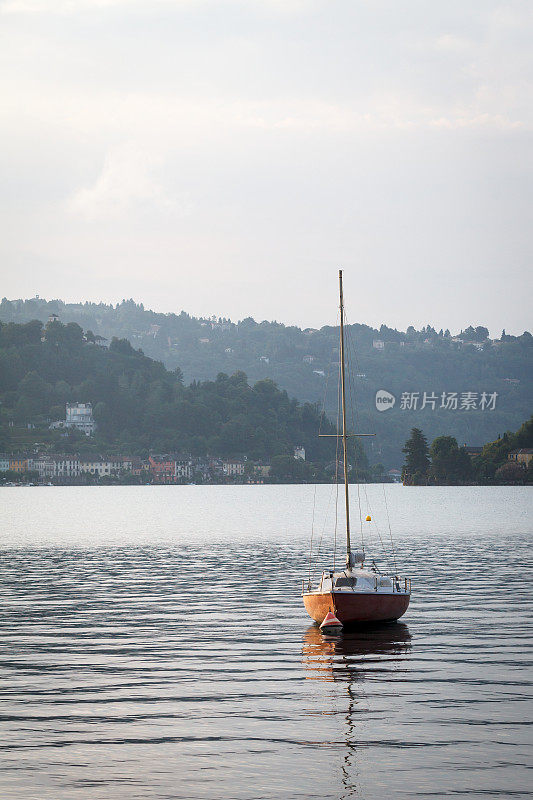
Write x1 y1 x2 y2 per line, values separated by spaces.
302 270 411 626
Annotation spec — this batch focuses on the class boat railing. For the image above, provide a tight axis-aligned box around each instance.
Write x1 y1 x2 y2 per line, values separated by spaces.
303 577 411 595
394 578 411 594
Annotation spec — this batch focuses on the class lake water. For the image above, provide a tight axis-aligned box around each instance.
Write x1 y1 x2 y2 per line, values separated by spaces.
0 485 531 800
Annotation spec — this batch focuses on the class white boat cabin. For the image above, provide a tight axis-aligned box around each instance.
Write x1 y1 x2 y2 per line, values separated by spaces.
315 568 410 595
308 551 410 595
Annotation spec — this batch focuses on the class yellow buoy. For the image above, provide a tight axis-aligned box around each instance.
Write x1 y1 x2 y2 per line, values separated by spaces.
365 515 371 522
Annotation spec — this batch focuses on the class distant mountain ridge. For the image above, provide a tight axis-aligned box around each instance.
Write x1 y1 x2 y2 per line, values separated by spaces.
1 296 531 466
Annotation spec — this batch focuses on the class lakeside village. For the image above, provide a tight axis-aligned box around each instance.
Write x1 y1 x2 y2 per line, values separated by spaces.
0 451 274 486
2 401 532 487
0 400 356 486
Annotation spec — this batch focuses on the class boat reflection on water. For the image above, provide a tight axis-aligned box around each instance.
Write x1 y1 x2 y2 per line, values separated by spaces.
303 622 411 680
302 623 412 798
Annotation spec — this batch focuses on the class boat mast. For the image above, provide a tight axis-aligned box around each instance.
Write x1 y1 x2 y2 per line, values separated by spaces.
338 269 353 569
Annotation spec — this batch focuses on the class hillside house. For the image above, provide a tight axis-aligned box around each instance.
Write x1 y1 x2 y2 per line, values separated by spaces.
463 446 483 458
508 449 533 468
50 402 96 436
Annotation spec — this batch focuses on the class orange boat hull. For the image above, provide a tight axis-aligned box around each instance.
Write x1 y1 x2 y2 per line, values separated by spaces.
303 591 410 625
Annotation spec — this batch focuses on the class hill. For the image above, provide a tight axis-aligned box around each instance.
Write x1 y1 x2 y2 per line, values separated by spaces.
0 318 352 473
1 297 531 466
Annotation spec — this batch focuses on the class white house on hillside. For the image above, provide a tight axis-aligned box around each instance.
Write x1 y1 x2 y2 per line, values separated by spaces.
50 402 96 436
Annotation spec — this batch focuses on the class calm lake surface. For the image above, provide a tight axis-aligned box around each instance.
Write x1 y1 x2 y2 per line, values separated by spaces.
0 485 531 800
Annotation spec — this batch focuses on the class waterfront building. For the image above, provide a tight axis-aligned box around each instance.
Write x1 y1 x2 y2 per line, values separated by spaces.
222 459 245 477
254 464 271 478
174 455 193 480
147 454 192 483
130 458 145 476
148 455 176 483
9 457 28 473
0 455 10 471
53 456 81 478
33 457 56 481
79 457 124 477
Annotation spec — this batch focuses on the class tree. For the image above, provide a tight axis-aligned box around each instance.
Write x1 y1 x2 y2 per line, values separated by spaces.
109 337 136 356
18 370 51 416
270 455 313 482
370 463 385 481
460 325 488 342
470 415 533 482
402 428 430 484
494 461 525 484
430 436 472 483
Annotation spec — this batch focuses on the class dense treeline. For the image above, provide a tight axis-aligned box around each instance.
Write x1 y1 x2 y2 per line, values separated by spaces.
1 297 531 466
0 319 367 471
473 417 533 483
402 418 533 485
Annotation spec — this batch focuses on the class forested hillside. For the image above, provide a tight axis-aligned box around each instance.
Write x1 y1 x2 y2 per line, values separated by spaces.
1 297 531 466
0 319 344 466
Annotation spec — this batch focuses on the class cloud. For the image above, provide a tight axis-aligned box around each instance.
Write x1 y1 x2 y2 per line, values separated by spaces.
68 143 190 220
1 0 532 335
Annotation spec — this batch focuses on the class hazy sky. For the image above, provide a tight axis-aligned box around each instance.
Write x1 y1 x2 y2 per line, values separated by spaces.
1 0 532 334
